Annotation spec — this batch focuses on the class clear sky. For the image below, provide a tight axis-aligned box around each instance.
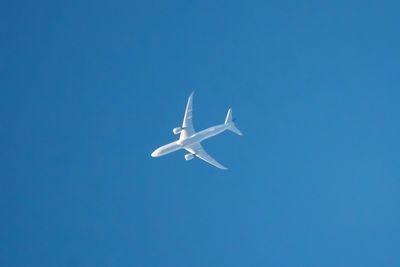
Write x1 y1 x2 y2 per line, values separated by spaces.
2 1 400 266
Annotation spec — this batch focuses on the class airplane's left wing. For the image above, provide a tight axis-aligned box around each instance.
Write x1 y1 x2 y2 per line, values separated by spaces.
185 143 227 170
180 92 195 139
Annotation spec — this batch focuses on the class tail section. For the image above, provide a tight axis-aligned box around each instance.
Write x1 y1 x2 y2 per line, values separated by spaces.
224 108 243 136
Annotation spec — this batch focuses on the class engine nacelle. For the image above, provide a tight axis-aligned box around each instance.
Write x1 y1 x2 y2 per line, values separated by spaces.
185 153 194 161
173 127 182 135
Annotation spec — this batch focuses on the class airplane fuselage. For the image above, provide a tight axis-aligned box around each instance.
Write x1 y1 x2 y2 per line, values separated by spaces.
151 122 231 157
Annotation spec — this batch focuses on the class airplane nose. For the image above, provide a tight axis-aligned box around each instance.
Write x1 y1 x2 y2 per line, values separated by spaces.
151 149 160 157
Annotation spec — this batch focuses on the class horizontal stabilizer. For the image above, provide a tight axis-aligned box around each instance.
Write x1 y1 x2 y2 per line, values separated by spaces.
224 108 243 136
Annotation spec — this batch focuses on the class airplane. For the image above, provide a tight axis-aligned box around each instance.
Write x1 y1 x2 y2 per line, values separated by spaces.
151 92 242 170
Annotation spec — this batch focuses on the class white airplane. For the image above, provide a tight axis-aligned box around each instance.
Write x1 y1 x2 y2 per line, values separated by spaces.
151 92 242 170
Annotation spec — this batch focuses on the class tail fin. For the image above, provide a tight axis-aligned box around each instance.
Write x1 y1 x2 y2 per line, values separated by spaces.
224 108 243 136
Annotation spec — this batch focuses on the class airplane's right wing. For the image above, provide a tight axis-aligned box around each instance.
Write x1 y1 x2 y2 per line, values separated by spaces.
185 143 227 170
180 92 195 139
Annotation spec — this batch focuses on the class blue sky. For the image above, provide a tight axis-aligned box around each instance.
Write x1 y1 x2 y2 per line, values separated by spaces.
2 1 400 266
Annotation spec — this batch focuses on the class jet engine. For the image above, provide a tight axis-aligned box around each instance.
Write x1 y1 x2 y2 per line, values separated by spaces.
185 153 194 161
173 127 182 135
